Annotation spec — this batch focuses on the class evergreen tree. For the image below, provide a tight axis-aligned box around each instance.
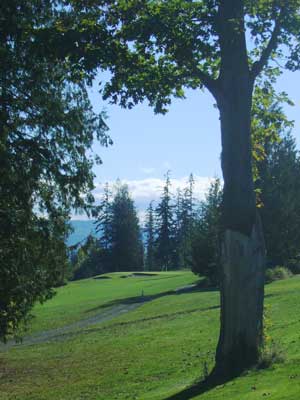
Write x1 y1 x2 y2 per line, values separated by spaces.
110 183 143 271
186 174 196 219
145 201 156 271
259 134 300 269
173 189 184 268
155 171 175 270
86 181 144 274
0 0 110 341
72 236 106 280
191 179 223 286
178 174 196 268
95 183 113 251
94 182 114 272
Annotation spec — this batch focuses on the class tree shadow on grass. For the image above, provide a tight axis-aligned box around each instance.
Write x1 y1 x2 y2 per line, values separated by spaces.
162 370 233 400
85 290 174 312
85 283 219 313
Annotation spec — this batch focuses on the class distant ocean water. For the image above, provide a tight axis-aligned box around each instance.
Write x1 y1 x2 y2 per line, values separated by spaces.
67 219 146 247
67 220 98 246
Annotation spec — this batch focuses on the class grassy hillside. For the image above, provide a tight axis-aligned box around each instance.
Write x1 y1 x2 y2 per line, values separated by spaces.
0 272 300 399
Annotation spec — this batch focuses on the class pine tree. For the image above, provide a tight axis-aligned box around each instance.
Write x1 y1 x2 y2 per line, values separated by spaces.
95 183 113 251
110 182 143 271
72 236 106 280
173 174 196 268
155 171 175 270
0 0 110 341
191 178 222 286
173 189 184 268
186 174 196 220
145 201 156 271
259 134 300 269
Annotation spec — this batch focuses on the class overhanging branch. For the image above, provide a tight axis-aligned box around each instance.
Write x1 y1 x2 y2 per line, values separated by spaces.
250 8 285 80
193 67 220 98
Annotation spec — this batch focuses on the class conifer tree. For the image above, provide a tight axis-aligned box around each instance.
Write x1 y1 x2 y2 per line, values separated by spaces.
192 179 223 286
0 0 110 341
145 201 156 271
173 188 184 268
155 171 175 270
71 236 106 280
173 174 196 268
259 134 300 268
181 174 196 267
110 183 143 271
95 183 113 251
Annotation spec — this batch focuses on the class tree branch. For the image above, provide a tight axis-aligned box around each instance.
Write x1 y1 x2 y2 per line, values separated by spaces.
250 8 285 80
193 67 220 98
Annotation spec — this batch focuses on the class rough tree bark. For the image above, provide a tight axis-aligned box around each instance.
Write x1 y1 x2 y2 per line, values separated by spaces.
215 90 266 375
211 0 266 376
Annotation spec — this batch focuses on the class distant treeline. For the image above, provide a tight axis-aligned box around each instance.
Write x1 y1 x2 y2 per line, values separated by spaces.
69 132 300 283
69 173 200 279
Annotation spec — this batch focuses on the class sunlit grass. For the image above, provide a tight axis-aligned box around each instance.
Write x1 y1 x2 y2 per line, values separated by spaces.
0 272 299 399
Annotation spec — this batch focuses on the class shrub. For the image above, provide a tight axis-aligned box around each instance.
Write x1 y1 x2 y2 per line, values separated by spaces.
258 305 286 370
287 259 300 275
258 341 286 369
265 266 292 283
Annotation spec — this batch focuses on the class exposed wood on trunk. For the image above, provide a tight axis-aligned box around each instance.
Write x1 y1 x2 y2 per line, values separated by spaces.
216 216 265 375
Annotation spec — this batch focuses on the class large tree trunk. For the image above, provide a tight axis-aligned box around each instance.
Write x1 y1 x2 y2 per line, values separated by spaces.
214 81 266 376
210 0 266 377
216 216 265 375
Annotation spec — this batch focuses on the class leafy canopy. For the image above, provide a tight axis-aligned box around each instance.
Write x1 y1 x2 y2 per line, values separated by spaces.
0 0 110 341
60 0 300 112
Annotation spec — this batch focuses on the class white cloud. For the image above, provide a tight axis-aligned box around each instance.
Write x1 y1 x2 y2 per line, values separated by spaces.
72 176 219 221
93 176 216 207
140 167 156 175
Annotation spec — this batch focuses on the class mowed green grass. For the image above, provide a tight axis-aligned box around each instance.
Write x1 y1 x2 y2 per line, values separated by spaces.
0 272 300 399
26 271 198 334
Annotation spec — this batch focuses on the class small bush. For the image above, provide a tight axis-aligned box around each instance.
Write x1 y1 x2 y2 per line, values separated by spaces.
258 341 286 369
258 305 285 370
287 259 300 275
265 266 292 283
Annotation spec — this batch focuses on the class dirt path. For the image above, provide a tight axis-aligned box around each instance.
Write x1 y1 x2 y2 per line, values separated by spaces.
0 283 199 351
0 301 146 351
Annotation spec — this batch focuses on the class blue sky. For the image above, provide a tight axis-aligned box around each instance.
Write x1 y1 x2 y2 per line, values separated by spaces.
85 69 300 212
